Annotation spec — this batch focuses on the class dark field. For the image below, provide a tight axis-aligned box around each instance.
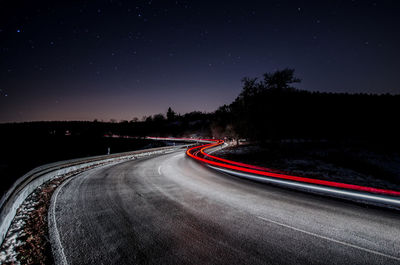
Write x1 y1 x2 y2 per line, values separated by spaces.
215 140 400 192
0 133 166 197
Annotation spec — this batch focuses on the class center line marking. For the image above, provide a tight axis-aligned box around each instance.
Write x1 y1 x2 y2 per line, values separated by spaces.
257 216 400 261
158 166 162 175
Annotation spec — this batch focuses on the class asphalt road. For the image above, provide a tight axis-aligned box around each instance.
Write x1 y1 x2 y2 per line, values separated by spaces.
50 150 400 265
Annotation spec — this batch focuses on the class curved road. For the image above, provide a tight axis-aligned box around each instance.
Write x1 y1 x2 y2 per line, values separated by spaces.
50 150 400 265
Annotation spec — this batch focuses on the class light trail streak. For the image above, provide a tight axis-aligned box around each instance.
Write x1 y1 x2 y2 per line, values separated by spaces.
186 139 400 197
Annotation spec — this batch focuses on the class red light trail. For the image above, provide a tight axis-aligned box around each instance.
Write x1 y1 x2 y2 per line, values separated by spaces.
186 139 400 197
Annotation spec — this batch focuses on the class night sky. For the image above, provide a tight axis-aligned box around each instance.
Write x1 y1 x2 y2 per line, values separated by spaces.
1 0 399 123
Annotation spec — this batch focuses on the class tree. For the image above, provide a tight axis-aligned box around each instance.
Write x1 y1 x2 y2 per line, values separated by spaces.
166 107 176 121
262 68 301 92
238 77 260 100
153 113 165 123
228 68 301 140
144 116 153 123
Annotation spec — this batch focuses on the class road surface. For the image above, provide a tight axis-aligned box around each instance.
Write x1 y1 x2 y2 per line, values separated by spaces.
50 150 400 264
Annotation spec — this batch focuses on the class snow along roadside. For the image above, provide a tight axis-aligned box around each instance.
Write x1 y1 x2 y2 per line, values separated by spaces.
0 146 181 247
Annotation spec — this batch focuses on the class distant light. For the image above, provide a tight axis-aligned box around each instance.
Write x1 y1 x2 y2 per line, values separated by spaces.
17 29 21 33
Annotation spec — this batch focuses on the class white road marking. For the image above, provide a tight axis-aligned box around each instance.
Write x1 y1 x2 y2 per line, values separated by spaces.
50 166 112 265
158 166 162 175
51 177 75 265
257 216 400 261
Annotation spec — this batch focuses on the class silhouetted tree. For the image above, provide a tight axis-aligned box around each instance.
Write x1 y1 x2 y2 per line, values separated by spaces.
262 68 301 92
153 113 165 122
166 107 176 121
228 69 302 140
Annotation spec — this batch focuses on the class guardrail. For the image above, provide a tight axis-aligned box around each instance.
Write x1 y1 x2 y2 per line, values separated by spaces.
145 136 212 144
0 145 184 245
186 139 400 209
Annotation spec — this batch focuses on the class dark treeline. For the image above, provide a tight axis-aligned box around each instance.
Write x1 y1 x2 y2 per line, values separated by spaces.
0 111 212 139
1 68 399 142
213 69 400 144
1 68 398 143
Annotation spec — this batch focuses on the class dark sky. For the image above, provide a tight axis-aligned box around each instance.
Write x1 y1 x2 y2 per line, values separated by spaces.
1 0 399 122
